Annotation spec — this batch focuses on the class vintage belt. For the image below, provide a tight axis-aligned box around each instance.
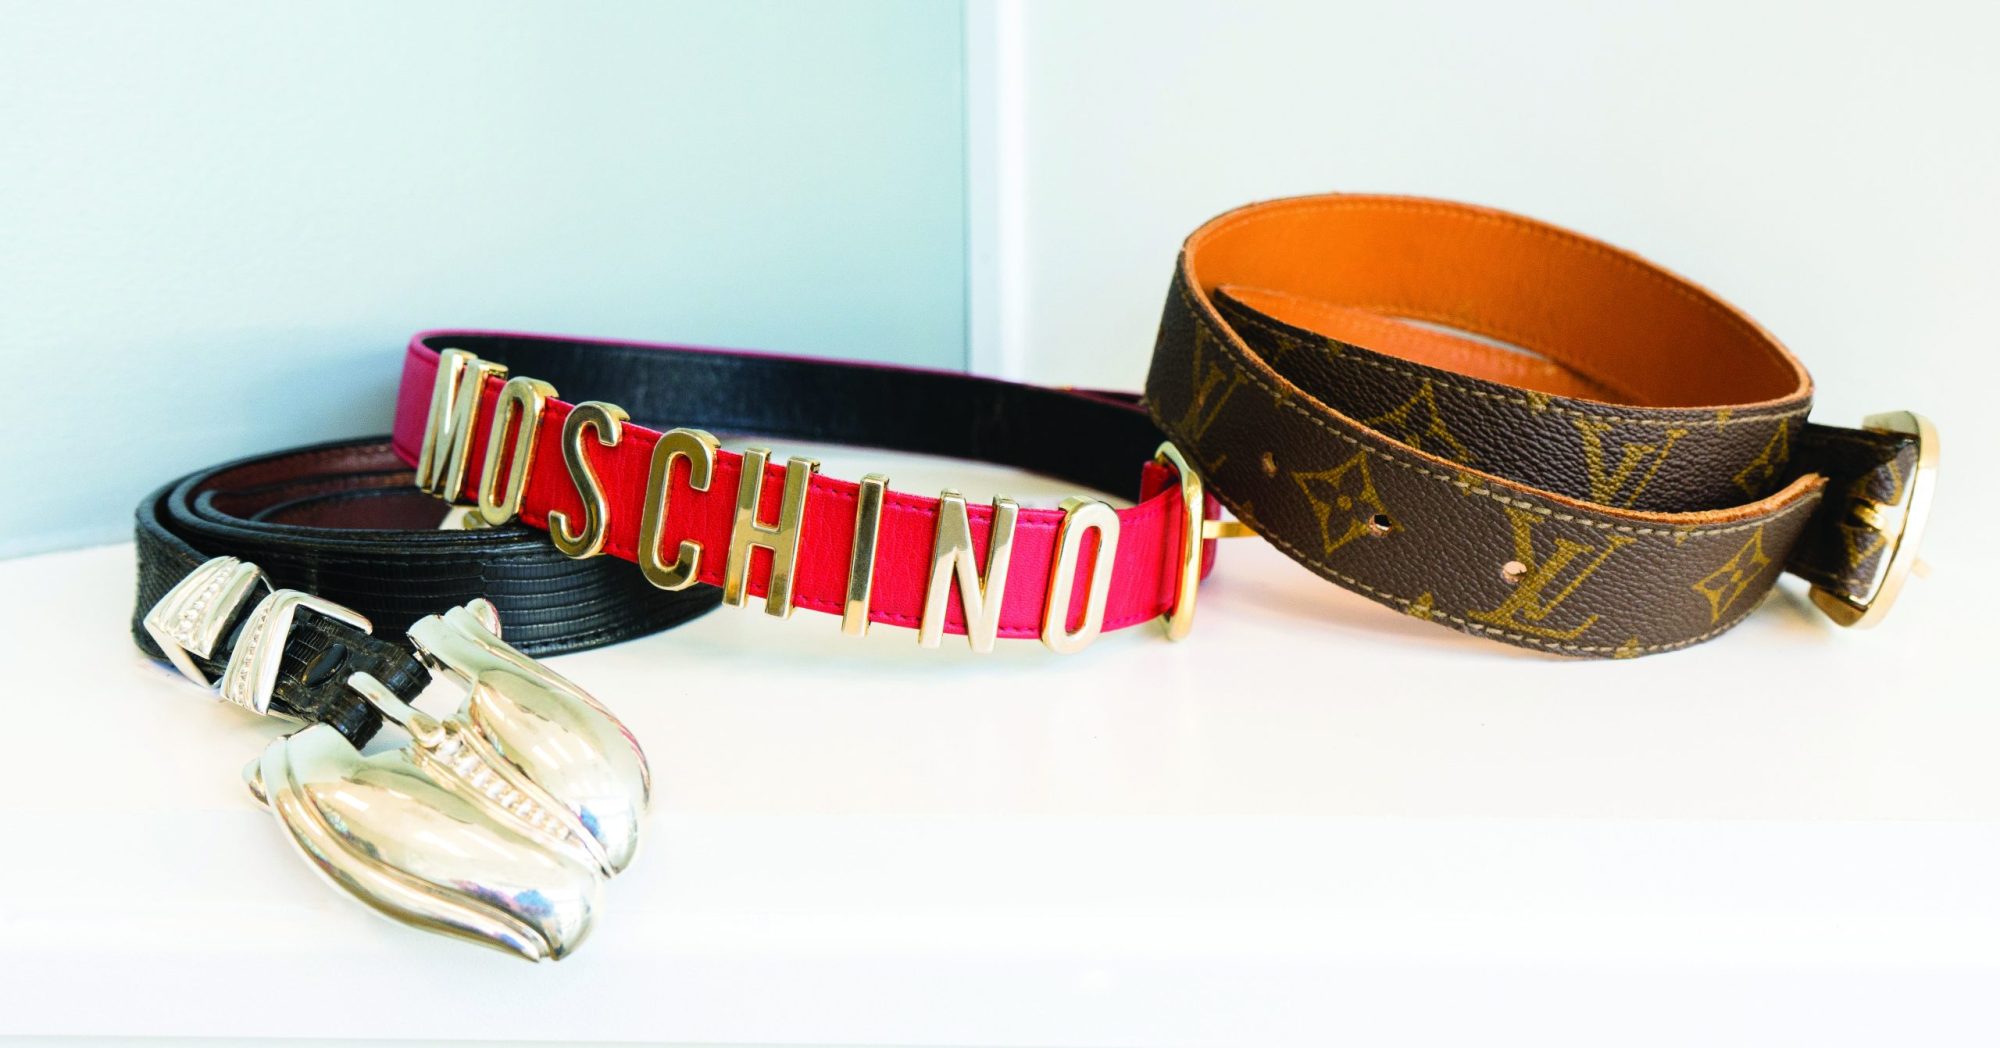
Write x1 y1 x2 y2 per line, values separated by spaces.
133 438 720 742
1146 193 1937 657
146 553 651 960
135 447 676 958
387 333 1220 652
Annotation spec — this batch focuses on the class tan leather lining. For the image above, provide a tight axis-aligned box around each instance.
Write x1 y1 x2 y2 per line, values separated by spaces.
1186 196 1810 408
1219 285 1632 401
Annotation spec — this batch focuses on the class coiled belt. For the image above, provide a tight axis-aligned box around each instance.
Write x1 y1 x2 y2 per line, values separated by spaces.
131 439 722 740
385 333 1216 652
1145 193 1936 657
133 348 1215 739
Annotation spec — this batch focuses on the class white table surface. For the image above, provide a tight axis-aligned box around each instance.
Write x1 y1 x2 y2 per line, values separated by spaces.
0 445 1992 1047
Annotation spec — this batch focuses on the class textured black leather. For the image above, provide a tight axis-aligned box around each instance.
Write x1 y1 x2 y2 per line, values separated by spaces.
415 335 1167 501
133 438 722 743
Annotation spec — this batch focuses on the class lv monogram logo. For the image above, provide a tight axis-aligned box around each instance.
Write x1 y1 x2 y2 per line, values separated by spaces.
1174 324 1245 447
1833 451 1912 572
1361 381 1474 464
1574 418 1686 507
1692 525 1770 622
1291 450 1391 554
1731 419 1792 497
1468 507 1635 640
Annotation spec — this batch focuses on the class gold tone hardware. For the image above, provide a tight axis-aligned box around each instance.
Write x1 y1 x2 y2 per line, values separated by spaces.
437 506 492 531
1153 442 1205 641
549 402 628 559
1809 410 1940 628
919 490 1019 652
638 427 720 591
475 377 557 525
725 448 819 616
842 473 889 636
1201 518 1256 540
1041 496 1120 653
416 349 509 501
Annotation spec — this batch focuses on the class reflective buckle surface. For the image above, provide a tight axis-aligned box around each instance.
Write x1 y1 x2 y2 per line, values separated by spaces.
144 556 373 715
1153 441 1256 640
1808 410 1939 629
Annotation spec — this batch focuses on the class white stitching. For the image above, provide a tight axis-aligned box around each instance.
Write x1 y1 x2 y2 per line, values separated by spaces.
1172 288 1823 541
1214 485 1778 655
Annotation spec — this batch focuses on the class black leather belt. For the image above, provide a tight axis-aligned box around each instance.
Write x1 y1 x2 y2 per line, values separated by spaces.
132 438 721 742
133 343 1191 739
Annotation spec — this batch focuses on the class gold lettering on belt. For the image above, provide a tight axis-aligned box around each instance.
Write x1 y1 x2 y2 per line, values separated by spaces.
841 474 889 636
549 402 629 559
416 349 509 502
637 427 719 591
1467 506 1634 640
725 448 818 617
477 377 557 526
920 491 1019 652
1041 497 1120 654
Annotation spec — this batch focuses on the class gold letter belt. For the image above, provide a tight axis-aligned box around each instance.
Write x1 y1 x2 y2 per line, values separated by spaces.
1145 193 1936 657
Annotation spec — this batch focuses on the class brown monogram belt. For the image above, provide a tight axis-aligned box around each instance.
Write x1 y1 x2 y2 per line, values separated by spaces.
1146 194 1937 657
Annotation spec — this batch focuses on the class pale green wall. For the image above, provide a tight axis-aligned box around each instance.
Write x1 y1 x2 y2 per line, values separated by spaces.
0 0 967 556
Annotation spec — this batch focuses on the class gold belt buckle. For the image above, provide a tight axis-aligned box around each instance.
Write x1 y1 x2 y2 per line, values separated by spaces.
1154 441 1256 640
1809 410 1939 628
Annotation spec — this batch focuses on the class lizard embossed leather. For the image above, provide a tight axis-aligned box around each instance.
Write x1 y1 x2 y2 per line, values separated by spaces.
1146 193 1936 657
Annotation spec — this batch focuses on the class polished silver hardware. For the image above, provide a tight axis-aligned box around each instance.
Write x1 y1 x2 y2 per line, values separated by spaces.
248 713 604 962
153 558 650 961
242 597 651 961
146 557 373 715
219 588 373 715
143 556 268 688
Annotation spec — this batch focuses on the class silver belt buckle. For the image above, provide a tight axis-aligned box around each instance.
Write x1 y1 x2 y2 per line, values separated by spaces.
147 558 651 960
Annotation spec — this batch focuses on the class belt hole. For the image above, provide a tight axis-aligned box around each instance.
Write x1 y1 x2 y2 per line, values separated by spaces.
1368 513 1394 536
1500 560 1528 583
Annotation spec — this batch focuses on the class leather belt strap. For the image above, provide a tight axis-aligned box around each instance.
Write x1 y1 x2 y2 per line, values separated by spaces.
386 333 1216 651
132 438 720 741
1146 193 1935 657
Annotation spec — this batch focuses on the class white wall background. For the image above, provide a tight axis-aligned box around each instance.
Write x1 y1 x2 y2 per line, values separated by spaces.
5 0 1992 569
0 0 966 556
972 0 1997 571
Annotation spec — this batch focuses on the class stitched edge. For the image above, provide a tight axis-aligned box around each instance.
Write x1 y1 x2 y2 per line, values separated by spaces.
1195 462 1780 656
1224 305 1810 428
1174 286 1822 540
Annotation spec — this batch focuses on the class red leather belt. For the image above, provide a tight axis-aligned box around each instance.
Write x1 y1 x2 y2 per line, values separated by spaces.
389 335 1219 652
1145 193 1937 656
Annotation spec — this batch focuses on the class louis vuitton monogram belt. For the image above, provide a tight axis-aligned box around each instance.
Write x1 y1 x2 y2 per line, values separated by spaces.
389 333 1220 652
1146 193 1937 657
